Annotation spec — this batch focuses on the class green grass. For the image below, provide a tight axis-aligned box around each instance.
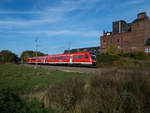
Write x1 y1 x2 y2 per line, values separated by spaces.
0 64 91 93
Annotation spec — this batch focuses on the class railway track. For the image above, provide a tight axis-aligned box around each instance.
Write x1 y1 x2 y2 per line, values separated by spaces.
23 64 115 74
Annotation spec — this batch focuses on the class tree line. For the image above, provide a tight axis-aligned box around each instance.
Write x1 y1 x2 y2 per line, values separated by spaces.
0 50 46 64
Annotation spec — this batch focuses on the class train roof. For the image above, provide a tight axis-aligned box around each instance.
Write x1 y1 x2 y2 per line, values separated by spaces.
28 51 90 59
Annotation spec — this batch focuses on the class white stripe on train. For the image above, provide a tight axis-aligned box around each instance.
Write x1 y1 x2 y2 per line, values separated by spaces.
27 62 93 65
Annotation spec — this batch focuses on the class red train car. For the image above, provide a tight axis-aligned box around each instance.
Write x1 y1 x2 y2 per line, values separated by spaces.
27 51 96 66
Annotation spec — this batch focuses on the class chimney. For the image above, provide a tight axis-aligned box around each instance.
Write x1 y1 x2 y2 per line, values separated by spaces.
137 12 147 19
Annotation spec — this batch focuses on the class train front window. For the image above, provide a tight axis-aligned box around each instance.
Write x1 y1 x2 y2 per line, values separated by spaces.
91 55 96 60
90 52 96 60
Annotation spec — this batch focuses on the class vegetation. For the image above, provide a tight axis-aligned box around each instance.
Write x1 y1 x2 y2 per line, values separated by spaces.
38 66 150 113
0 64 90 113
0 88 53 113
104 43 119 56
1 50 150 113
96 51 150 67
0 64 90 93
20 50 46 63
0 50 18 64
96 53 120 67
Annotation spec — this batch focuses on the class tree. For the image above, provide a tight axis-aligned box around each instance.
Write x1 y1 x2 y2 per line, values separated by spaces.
20 50 46 63
0 50 18 64
105 44 119 56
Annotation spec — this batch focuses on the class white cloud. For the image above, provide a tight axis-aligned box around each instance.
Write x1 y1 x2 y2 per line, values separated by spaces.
0 0 103 39
0 30 100 38
120 0 146 6
40 30 100 37
0 11 42 14
0 0 104 30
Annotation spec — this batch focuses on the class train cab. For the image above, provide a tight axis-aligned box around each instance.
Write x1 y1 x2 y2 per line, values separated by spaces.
90 52 96 65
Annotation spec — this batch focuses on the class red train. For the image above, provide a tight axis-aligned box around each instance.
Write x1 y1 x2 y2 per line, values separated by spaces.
27 51 96 66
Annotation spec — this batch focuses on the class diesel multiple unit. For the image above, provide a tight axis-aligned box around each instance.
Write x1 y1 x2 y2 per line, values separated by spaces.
27 52 96 66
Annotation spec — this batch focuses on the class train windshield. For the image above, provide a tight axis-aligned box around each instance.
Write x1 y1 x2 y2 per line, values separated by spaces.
90 52 96 60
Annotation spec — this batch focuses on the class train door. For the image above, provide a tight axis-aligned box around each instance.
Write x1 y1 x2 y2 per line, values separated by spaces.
44 58 45 64
42 58 45 64
70 55 72 63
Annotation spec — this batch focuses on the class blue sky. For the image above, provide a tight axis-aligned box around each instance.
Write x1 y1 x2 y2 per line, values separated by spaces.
0 0 150 56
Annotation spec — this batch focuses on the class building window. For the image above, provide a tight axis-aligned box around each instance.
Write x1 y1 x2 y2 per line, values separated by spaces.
117 39 120 43
110 40 112 43
145 48 150 53
145 38 150 46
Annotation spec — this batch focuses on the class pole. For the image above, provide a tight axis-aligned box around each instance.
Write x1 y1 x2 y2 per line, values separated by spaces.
68 41 71 53
35 38 38 68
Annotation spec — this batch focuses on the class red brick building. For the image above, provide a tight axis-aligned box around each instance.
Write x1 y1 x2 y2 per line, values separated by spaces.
100 12 150 53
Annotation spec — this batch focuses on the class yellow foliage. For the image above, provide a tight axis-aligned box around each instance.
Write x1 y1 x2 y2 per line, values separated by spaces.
105 44 119 56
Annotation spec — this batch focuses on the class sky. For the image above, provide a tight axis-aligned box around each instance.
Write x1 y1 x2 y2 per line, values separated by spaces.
0 0 150 56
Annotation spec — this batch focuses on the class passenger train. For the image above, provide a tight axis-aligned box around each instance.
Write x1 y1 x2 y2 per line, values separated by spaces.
27 51 96 66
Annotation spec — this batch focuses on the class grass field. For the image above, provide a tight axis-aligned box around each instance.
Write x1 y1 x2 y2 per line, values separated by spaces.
1 64 150 113
0 64 91 93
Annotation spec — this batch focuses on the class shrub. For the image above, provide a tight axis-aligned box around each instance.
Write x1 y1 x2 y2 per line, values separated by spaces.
46 77 85 112
96 54 120 66
129 52 146 60
0 88 51 113
105 44 119 56
75 71 150 113
114 58 138 67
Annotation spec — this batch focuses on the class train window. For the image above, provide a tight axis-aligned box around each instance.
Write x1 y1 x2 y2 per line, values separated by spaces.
84 54 88 58
57 57 59 60
52 57 54 60
46 57 48 60
63 56 66 60
60 56 62 59
79 55 82 59
74 56 78 59
55 57 57 60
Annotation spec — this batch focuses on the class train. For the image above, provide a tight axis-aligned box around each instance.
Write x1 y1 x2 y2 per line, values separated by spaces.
27 51 96 66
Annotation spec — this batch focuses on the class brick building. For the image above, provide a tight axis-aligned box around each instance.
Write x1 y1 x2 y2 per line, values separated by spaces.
100 12 150 53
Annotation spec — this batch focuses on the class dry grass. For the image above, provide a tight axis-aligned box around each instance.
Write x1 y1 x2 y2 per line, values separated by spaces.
36 66 150 113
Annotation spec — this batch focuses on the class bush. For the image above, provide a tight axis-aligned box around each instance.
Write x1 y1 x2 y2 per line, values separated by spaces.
129 52 146 60
75 71 150 113
96 54 120 66
0 88 51 113
46 77 85 113
114 58 138 67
